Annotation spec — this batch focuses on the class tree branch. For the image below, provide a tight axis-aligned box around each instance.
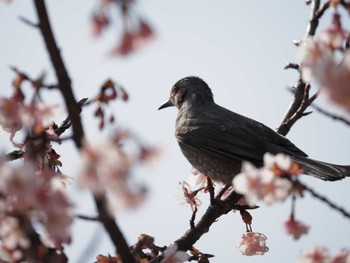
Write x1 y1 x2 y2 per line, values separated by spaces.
306 0 321 37
310 104 350 126
149 191 242 262
175 192 242 252
33 1 135 262
33 0 84 148
277 81 315 136
278 0 322 135
295 180 350 220
94 195 136 263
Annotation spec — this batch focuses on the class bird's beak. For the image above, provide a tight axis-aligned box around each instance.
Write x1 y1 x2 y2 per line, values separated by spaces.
158 99 174 110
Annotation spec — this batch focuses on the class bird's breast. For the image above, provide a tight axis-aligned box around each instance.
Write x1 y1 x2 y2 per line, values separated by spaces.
178 142 242 185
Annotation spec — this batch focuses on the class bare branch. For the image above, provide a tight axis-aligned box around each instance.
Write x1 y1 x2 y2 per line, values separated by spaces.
33 0 84 148
94 195 137 263
296 180 350 220
76 214 100 221
306 0 321 37
311 104 350 126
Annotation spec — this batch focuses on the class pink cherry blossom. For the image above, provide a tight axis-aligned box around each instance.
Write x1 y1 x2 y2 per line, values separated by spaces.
237 232 269 256
187 167 207 189
232 162 263 205
179 181 202 211
78 141 131 194
0 97 23 143
332 249 350 263
297 246 330 263
78 140 147 212
0 217 30 261
0 162 73 249
160 244 190 263
284 217 309 240
232 154 293 206
299 13 350 112
36 187 73 248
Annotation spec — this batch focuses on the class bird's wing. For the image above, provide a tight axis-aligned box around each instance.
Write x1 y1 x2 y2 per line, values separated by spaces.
176 109 307 166
176 123 267 166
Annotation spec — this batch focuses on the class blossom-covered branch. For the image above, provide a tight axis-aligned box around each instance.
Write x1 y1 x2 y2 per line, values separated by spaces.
32 1 137 262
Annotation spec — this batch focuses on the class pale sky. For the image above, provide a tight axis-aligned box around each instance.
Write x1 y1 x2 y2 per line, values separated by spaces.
1 1 350 262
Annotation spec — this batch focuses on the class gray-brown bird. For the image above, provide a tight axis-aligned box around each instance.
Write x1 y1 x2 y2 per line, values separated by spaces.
158 76 350 185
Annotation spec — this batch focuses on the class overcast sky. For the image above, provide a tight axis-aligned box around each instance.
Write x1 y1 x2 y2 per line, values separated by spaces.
1 1 350 262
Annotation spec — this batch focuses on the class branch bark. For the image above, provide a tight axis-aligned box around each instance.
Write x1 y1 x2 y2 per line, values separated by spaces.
278 0 322 135
34 0 84 148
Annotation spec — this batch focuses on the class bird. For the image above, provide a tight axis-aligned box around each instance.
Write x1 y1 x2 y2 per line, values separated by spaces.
158 76 350 185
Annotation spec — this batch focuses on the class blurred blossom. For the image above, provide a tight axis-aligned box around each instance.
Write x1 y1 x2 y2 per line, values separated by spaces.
283 217 309 240
0 217 30 261
21 103 61 135
332 249 350 263
297 246 330 263
78 138 148 212
318 13 346 50
160 244 190 263
91 12 109 37
236 232 269 256
91 0 155 56
0 162 73 249
78 141 131 194
0 97 23 143
0 95 61 146
299 13 350 112
232 153 296 205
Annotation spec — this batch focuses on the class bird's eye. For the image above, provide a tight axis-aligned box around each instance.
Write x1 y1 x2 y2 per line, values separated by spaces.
172 86 179 95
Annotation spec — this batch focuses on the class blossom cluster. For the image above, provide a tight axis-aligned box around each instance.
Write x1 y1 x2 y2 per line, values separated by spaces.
232 153 300 206
91 0 154 56
284 216 309 240
0 162 73 260
299 12 350 112
297 246 350 263
0 96 60 148
78 131 155 213
236 232 269 256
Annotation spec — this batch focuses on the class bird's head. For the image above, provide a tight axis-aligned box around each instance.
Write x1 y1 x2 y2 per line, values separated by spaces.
158 76 214 110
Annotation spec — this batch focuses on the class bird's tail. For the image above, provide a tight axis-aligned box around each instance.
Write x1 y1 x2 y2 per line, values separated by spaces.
292 156 350 181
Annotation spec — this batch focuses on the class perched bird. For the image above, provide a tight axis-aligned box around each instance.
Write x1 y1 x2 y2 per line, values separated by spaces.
158 76 350 185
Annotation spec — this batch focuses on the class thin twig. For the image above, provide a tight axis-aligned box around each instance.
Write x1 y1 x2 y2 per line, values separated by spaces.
297 180 350 219
18 15 39 28
190 207 198 229
310 104 350 126
10 66 58 90
76 214 100 221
